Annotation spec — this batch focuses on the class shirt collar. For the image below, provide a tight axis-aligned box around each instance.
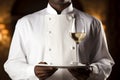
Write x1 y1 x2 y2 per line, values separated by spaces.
46 3 74 15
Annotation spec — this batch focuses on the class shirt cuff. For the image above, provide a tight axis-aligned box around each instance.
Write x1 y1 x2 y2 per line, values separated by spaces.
90 64 99 74
26 65 39 80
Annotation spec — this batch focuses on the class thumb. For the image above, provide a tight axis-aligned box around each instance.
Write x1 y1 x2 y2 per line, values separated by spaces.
39 62 47 64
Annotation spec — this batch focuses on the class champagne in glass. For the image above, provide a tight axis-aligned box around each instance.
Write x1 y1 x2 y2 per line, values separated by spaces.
70 32 86 66
71 32 86 44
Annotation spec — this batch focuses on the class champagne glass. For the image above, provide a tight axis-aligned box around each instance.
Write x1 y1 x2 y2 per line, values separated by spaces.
70 18 86 66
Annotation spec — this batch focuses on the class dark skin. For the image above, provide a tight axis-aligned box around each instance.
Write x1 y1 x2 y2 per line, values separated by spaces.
34 0 92 79
48 0 71 14
34 62 57 80
68 66 92 80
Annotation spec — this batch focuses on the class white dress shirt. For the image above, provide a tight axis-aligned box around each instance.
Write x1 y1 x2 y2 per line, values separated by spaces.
4 3 114 80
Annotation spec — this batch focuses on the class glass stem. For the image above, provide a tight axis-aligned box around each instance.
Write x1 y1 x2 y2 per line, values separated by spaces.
76 43 79 63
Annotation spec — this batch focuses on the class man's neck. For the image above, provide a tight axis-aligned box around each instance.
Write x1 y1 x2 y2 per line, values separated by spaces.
49 1 71 14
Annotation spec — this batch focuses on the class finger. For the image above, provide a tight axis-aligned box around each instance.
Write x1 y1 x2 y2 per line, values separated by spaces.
36 67 57 75
68 68 81 76
35 66 53 71
40 67 57 75
39 62 47 64
38 74 47 80
38 73 47 77
37 71 54 79
36 68 57 79
36 71 51 78
37 70 55 75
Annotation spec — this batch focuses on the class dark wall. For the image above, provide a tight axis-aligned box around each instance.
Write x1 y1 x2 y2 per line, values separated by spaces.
107 0 120 80
11 0 48 15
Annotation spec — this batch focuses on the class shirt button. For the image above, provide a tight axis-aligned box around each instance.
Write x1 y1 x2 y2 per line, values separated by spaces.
49 18 51 20
49 48 52 51
72 46 75 50
49 31 52 34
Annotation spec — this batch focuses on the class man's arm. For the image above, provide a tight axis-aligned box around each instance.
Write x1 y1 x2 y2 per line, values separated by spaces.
88 18 115 80
4 19 38 80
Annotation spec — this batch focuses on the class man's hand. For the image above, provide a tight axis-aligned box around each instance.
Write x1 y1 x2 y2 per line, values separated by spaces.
68 66 92 80
34 62 57 80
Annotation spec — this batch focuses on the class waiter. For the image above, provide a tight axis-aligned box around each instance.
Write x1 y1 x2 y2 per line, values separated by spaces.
4 0 114 80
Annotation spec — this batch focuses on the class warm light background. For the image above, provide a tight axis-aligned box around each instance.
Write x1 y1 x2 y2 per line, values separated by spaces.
0 0 119 80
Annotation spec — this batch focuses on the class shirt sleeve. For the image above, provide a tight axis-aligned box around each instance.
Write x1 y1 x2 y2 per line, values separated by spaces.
88 18 115 80
4 18 39 80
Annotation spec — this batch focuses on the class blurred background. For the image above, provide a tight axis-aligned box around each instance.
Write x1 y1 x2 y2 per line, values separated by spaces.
0 0 119 80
